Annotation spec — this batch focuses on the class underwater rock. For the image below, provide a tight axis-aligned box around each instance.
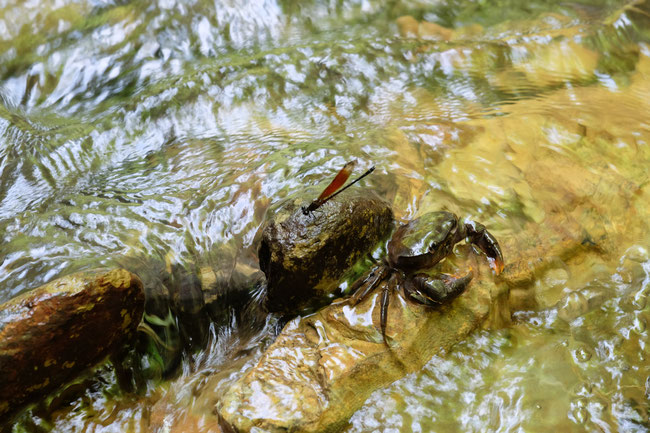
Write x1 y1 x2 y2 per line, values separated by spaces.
216 210 603 432
418 20 453 41
396 15 419 37
201 251 266 324
396 15 453 40
0 269 144 422
259 189 393 315
217 256 504 433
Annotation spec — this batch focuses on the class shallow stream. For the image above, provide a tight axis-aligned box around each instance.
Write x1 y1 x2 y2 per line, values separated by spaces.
1 0 650 431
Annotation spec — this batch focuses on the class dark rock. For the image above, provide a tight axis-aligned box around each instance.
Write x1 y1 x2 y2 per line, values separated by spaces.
0 269 144 422
201 246 266 324
167 262 209 351
259 189 393 315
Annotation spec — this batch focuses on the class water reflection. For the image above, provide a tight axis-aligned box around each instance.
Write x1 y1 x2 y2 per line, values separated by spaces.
2 0 650 430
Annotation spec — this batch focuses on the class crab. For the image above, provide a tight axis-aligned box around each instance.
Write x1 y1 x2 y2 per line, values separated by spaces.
348 211 504 345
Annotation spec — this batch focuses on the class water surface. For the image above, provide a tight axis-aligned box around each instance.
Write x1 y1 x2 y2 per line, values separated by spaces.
1 0 649 431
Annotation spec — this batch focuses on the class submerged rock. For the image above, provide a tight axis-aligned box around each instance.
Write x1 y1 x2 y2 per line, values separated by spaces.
217 255 504 433
216 208 601 432
396 15 454 41
0 269 144 422
259 189 393 315
201 249 266 324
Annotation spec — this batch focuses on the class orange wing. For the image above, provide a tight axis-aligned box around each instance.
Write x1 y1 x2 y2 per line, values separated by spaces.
315 160 357 203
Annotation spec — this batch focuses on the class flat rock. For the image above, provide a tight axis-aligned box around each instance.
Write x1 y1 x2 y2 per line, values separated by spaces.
217 255 503 433
216 209 601 432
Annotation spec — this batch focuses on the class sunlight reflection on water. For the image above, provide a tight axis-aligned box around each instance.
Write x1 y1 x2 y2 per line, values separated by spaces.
1 0 650 431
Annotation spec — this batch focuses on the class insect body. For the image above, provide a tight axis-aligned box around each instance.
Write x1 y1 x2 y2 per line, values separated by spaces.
302 160 375 215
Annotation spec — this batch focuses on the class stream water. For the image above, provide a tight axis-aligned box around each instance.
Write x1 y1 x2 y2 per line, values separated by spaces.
1 0 650 431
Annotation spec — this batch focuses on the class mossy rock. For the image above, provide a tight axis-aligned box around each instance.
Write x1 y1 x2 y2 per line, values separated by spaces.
0 269 144 422
259 189 393 315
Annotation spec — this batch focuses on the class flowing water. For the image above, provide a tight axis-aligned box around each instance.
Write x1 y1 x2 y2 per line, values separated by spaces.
2 0 650 431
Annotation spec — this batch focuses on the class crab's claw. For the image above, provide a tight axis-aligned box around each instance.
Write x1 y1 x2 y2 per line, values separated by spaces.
464 221 505 275
404 271 473 307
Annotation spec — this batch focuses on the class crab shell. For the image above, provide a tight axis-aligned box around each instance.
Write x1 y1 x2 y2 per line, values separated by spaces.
387 211 462 272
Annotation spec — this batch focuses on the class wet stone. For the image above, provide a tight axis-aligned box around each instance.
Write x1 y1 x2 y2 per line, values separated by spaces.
259 189 393 315
0 269 145 422
217 261 504 433
396 15 419 37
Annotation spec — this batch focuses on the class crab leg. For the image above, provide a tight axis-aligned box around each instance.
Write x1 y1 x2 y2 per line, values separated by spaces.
349 266 390 305
463 221 505 274
380 273 398 346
